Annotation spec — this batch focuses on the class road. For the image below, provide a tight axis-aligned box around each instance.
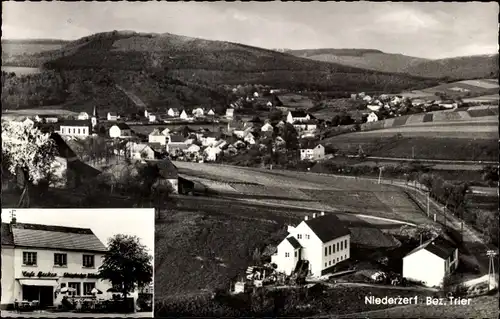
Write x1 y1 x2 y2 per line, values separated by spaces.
363 156 497 165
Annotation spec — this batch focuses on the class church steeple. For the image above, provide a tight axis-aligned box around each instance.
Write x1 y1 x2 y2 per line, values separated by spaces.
91 105 98 129
92 105 98 118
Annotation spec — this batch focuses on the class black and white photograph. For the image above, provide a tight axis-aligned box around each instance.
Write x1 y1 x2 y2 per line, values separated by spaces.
1 1 499 318
0 208 154 317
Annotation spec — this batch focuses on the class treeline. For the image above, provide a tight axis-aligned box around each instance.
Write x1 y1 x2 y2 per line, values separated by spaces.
1 68 229 114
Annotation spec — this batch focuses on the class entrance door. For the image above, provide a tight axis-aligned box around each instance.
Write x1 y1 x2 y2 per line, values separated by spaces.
22 285 54 308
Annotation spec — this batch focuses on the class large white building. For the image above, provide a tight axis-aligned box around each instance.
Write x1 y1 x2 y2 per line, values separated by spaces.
57 120 92 138
299 143 325 161
1 220 112 309
109 123 132 139
271 213 351 277
403 237 459 287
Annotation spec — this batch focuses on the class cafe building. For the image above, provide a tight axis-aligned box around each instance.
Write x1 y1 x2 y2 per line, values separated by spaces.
1 218 112 309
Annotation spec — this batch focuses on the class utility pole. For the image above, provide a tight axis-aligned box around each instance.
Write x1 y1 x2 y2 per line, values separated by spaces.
487 250 498 290
426 192 430 217
378 166 384 184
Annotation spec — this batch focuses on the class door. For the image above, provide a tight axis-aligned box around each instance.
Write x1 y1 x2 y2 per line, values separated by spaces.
22 285 54 307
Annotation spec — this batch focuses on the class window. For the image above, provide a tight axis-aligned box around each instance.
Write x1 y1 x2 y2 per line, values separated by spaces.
297 234 302 239
23 252 37 266
329 261 331 266
306 234 310 239
78 129 81 134
333 244 335 253
285 252 290 258
68 282 81 296
325 263 327 267
345 254 347 259
329 246 332 255
83 282 96 295
337 258 339 262
83 255 95 268
60 283 66 288
61 128 65 134
337 243 339 251
341 241 343 250
54 253 67 266
294 251 297 257
345 240 348 250
341 256 343 261
324 247 327 256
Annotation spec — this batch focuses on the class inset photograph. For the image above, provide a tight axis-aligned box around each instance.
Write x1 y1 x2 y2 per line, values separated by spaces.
1 208 154 318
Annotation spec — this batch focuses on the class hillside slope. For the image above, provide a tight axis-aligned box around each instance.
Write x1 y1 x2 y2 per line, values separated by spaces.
287 48 499 80
287 49 428 74
3 31 437 94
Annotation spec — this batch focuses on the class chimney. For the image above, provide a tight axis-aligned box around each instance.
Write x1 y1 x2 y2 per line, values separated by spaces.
304 216 308 221
321 211 325 216
312 213 316 219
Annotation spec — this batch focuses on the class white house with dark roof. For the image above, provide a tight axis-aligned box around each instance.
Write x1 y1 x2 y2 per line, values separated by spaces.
148 128 169 145
403 237 459 287
77 112 90 120
166 135 190 154
107 112 119 121
167 108 180 117
271 212 351 277
179 110 188 120
109 123 132 138
367 112 379 123
57 120 92 138
300 142 325 161
125 142 156 160
1 219 112 309
287 111 312 124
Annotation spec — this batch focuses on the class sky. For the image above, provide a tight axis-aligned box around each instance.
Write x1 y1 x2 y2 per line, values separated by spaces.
1 208 155 256
1 1 498 59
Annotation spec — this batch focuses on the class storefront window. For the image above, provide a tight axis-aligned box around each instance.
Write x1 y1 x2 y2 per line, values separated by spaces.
68 282 81 296
83 282 96 295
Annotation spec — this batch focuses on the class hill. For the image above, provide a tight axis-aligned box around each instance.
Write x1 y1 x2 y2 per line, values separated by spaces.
403 54 499 80
287 48 428 74
287 48 499 80
3 31 437 94
1 39 69 58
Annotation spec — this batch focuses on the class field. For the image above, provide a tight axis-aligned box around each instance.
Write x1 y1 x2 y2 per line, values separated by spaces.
175 162 431 225
2 108 79 117
277 93 315 109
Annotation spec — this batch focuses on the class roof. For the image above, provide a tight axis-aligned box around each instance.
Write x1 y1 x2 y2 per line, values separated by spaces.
1 222 107 252
146 158 178 179
115 123 130 130
58 120 91 128
169 135 186 143
405 237 457 260
127 142 153 153
304 214 350 243
169 108 179 112
168 143 190 150
300 140 323 150
286 236 302 249
290 111 308 118
51 133 78 159
108 112 117 116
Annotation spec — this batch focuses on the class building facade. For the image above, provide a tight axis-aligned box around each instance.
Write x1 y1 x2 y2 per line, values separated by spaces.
57 120 91 138
109 123 132 139
271 213 351 277
402 237 459 287
1 221 111 310
300 144 325 161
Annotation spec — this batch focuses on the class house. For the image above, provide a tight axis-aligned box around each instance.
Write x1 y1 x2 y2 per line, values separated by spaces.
149 129 169 145
185 144 201 154
148 114 157 123
225 108 234 119
109 123 132 138
145 158 179 194
266 101 273 108
224 144 238 156
48 133 101 189
271 213 351 277
261 122 274 133
204 143 225 161
253 92 259 98
166 135 190 153
300 142 325 161
367 112 379 123
200 132 219 147
287 111 311 124
179 110 188 120
412 99 426 106
77 112 90 120
362 95 373 102
367 104 382 112
34 115 58 123
107 112 118 121
243 132 256 145
206 109 215 117
439 101 458 109
1 219 113 310
402 237 459 287
57 120 92 138
293 121 317 135
192 108 204 118
167 108 180 117
126 142 156 160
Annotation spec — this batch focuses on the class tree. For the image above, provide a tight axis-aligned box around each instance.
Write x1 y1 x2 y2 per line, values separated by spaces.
2 120 57 206
98 234 153 303
481 165 499 186
268 109 283 122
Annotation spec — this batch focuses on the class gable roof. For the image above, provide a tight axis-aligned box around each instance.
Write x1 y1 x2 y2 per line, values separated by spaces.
405 237 457 260
300 139 323 150
146 158 178 179
169 135 186 143
287 236 302 249
290 111 309 118
115 123 130 130
304 214 350 243
58 120 92 128
2 222 107 252
51 133 78 159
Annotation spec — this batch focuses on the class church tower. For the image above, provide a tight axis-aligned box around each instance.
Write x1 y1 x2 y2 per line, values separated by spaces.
91 105 98 129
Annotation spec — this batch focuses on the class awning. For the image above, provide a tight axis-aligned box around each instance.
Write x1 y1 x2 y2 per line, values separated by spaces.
18 279 58 287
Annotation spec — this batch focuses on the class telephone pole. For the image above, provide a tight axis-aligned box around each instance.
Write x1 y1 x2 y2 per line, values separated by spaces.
487 250 498 290
426 192 430 217
378 166 384 184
